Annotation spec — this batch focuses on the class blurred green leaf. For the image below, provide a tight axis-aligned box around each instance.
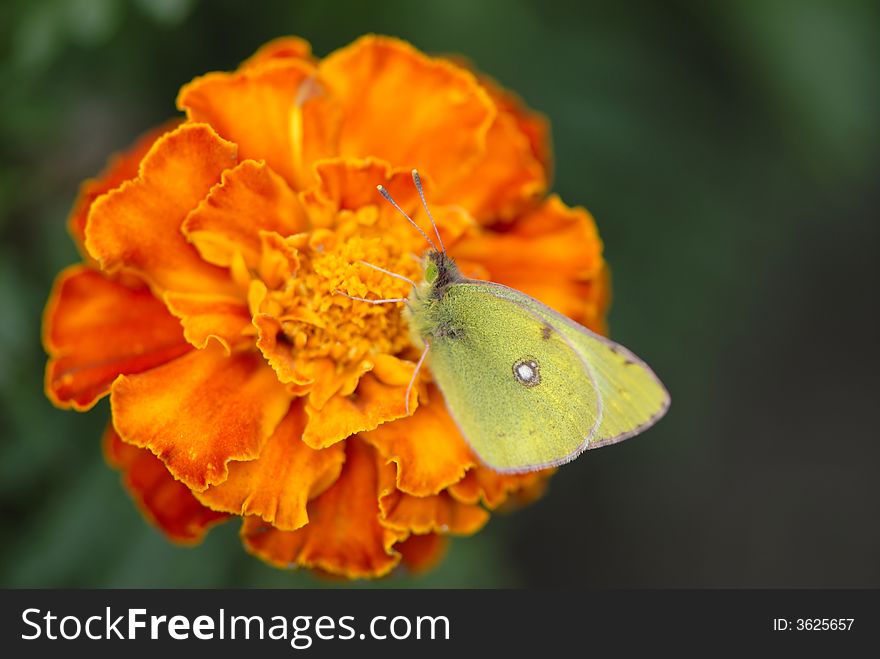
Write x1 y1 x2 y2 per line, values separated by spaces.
65 0 123 45
133 0 196 26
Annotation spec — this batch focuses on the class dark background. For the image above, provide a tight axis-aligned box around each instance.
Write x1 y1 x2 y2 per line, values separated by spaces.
1 0 878 588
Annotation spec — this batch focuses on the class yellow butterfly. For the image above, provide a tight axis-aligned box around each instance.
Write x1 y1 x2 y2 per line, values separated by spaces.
347 171 670 473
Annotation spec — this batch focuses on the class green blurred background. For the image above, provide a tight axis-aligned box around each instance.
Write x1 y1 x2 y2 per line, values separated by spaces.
2 0 879 588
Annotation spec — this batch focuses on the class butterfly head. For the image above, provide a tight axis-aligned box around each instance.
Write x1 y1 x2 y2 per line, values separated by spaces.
376 170 463 299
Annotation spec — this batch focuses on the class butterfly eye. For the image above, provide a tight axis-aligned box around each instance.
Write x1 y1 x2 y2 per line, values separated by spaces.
425 261 439 284
512 358 541 387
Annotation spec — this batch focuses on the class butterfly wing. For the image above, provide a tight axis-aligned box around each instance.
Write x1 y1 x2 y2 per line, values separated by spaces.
472 281 670 448
425 282 603 472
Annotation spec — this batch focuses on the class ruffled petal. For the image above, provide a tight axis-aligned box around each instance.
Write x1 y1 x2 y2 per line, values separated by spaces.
497 472 552 511
303 358 370 410
84 123 239 297
376 454 488 534
441 109 546 223
395 533 448 574
451 195 606 325
302 157 474 246
196 401 345 531
68 120 181 258
178 62 339 190
163 292 252 352
300 157 399 228
477 74 553 178
253 312 308 385
110 344 291 491
182 159 308 269
241 36 314 70
302 373 414 450
370 353 416 387
319 36 495 190
257 231 302 290
103 425 228 544
43 266 191 410
449 465 551 509
361 385 475 496
381 490 489 535
240 438 404 578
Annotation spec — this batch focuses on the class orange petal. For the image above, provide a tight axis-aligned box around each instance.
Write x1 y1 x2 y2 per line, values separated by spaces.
478 74 553 179
103 425 227 544
163 292 252 352
240 36 314 70
178 62 339 190
253 326 374 399
43 266 191 410
395 533 448 574
240 438 404 578
300 157 395 227
451 195 606 323
196 401 345 531
422 204 479 251
110 344 291 491
449 465 551 510
369 353 416 387
304 358 370 410
84 123 239 297
498 471 553 511
302 373 414 450
257 231 301 290
253 313 308 385
381 490 489 535
182 160 308 269
361 385 475 496
298 157 478 258
300 157 439 237
376 453 488 535
252 306 375 394
441 109 546 223
68 119 181 258
319 36 495 190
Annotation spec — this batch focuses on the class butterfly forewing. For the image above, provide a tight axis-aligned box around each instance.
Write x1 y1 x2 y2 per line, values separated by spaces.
426 283 602 472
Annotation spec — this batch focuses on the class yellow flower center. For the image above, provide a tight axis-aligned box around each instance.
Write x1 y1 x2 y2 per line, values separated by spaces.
261 205 425 369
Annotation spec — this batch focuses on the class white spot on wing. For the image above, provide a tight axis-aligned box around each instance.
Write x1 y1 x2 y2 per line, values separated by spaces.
512 358 541 387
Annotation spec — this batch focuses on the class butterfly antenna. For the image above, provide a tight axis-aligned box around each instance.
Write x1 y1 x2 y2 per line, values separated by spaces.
377 184 437 252
411 169 445 254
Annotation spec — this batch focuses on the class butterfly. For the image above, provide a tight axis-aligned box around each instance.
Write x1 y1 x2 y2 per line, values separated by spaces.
342 170 670 473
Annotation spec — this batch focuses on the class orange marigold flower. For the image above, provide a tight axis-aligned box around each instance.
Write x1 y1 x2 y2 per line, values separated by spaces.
43 35 609 578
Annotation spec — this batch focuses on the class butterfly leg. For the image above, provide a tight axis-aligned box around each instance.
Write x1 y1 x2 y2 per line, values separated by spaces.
333 290 409 305
357 260 416 288
405 341 430 415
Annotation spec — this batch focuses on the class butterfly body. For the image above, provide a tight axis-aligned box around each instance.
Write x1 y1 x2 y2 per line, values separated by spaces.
405 249 670 473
